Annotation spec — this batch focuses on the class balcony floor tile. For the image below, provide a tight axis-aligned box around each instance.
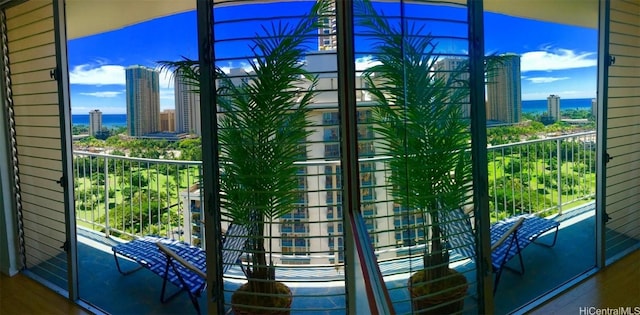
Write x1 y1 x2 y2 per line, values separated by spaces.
26 202 639 314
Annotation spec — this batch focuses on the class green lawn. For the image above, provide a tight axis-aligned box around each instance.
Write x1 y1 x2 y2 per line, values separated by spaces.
75 164 201 238
488 154 595 220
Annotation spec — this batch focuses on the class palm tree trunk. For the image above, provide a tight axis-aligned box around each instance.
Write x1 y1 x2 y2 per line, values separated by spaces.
424 212 449 281
247 214 276 294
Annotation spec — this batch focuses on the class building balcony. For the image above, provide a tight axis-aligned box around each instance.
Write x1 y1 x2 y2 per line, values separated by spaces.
1 1 637 314
34 202 599 314
27 131 626 314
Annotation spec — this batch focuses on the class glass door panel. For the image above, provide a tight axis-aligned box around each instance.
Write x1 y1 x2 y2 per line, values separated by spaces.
354 1 477 313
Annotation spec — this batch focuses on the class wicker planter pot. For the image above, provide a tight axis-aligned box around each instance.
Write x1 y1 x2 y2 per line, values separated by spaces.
231 281 293 315
408 268 468 314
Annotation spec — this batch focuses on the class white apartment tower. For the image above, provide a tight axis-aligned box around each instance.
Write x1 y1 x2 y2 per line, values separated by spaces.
174 68 201 136
547 94 561 121
318 2 336 51
88 109 102 136
486 54 522 124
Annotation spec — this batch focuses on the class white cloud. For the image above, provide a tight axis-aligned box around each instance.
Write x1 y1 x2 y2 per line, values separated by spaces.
525 76 570 84
219 62 255 75
79 91 123 98
70 64 176 89
70 64 125 85
355 55 381 71
521 49 596 72
157 67 175 89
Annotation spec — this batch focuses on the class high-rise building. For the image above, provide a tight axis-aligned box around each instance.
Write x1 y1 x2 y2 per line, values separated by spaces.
88 109 102 136
591 98 597 117
160 109 176 132
486 54 522 124
174 68 201 136
547 94 561 122
317 2 336 51
434 58 470 118
126 65 160 137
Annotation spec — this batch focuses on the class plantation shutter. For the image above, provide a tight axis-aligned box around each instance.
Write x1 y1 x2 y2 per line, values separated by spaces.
602 0 640 259
3 0 74 290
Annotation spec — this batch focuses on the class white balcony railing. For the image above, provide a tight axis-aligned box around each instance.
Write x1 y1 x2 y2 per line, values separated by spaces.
73 131 596 266
487 131 596 220
73 152 203 242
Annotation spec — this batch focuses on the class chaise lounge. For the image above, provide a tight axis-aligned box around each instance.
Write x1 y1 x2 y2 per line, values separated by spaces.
112 224 248 313
440 208 560 293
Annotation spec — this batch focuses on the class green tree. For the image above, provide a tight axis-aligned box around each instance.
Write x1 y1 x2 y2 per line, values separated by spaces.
100 195 179 238
72 125 89 135
105 135 122 147
177 138 202 161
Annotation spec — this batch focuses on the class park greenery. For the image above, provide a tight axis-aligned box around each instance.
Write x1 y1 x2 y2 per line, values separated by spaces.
488 109 595 145
487 139 596 221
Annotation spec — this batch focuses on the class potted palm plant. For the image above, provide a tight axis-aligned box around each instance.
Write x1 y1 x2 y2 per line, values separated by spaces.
356 1 472 313
161 1 330 314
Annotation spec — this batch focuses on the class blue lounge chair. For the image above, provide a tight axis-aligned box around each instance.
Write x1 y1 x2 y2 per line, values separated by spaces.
112 224 248 314
440 209 559 294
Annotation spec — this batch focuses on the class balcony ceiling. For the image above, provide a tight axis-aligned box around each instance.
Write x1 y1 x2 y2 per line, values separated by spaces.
65 0 598 40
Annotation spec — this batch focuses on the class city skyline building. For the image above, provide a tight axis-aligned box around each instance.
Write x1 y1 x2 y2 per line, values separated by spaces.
174 68 201 136
160 109 176 132
88 109 102 136
434 58 471 119
591 98 597 117
547 94 561 122
486 54 522 124
125 65 160 137
317 1 336 51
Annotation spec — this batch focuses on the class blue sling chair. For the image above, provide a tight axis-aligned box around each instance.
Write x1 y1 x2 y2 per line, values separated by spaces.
112 224 248 314
439 208 559 294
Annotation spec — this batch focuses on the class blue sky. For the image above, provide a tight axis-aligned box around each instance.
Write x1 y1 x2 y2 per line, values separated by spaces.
68 3 598 115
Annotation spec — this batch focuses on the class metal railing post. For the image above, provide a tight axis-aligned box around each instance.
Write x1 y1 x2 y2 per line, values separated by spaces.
104 155 110 237
556 138 562 214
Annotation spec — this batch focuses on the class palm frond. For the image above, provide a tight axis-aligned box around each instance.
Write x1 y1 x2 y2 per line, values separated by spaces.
216 0 330 224
157 57 200 93
356 0 471 215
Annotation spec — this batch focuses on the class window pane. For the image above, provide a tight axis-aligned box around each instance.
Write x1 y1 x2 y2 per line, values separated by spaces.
213 1 345 313
354 1 476 313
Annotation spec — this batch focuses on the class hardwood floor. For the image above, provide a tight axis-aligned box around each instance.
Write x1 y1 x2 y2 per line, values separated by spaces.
0 273 90 315
0 250 638 315
530 249 640 314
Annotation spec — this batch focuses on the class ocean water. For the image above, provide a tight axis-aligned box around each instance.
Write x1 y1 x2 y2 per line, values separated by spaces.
522 98 593 114
71 98 594 126
72 114 127 128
